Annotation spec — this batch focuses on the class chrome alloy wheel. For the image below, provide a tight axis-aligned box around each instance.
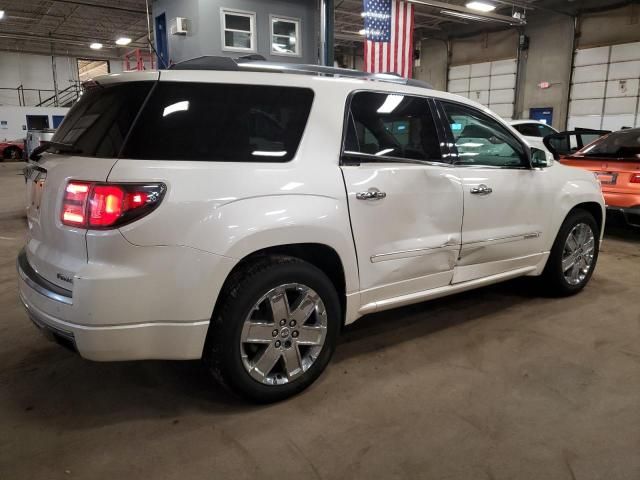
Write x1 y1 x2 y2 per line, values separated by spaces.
562 222 596 286
240 283 328 385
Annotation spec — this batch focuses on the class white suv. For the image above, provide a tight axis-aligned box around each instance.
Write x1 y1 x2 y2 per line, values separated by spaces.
19 57 605 402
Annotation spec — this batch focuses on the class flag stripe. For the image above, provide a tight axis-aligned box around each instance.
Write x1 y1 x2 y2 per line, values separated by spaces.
363 0 414 78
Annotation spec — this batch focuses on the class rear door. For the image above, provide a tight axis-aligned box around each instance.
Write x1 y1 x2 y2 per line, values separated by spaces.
340 92 463 307
24 78 156 290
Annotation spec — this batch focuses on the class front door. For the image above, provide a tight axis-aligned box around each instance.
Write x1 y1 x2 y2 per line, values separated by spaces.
438 100 553 283
340 92 463 308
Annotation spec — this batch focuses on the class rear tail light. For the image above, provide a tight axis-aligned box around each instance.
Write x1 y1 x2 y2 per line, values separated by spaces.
61 181 165 229
631 174 640 184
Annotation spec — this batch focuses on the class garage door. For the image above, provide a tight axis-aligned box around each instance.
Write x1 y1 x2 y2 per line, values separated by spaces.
568 42 640 131
447 59 517 120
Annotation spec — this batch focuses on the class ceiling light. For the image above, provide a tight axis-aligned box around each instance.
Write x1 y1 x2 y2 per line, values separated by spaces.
115 37 131 46
465 2 496 12
89 42 103 50
358 29 366 35
439 10 492 22
0 11 5 19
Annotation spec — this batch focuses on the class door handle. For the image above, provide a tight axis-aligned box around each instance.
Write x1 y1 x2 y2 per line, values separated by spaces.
470 184 493 195
356 188 387 200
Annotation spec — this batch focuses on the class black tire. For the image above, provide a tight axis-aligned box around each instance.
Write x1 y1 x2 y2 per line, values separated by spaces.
540 208 600 296
203 255 341 403
3 146 22 161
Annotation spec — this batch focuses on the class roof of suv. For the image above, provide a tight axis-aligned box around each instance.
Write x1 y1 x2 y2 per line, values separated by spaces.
90 56 510 124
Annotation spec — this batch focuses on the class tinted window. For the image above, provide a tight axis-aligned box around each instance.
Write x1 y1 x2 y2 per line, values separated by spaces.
442 102 526 168
51 82 154 157
344 92 443 162
581 128 640 158
514 122 555 138
122 82 313 162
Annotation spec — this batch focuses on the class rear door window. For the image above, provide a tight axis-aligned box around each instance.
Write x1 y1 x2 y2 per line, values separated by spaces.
343 92 444 163
121 82 314 162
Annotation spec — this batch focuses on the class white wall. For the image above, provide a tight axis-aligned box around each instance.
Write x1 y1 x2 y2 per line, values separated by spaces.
0 52 119 107
0 106 70 141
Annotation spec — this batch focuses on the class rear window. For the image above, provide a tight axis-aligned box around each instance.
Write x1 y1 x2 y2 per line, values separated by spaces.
581 129 640 158
51 82 153 157
513 122 555 138
121 82 314 162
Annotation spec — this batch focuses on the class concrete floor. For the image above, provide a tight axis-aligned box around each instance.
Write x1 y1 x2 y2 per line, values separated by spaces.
0 161 639 480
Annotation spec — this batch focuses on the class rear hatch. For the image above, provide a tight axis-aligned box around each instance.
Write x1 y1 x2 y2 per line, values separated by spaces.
561 155 640 194
24 73 158 290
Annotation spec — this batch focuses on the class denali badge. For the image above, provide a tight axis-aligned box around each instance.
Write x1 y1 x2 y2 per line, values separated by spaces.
56 273 73 284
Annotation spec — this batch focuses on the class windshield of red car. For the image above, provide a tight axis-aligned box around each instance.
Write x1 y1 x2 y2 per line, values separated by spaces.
580 128 640 159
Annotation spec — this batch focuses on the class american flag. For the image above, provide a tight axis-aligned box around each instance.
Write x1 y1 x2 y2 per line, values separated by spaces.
362 0 415 78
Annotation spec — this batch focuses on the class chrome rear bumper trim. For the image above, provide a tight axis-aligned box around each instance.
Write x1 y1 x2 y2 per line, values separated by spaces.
17 248 73 305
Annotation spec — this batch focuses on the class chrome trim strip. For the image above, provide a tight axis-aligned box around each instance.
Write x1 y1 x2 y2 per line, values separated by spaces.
463 232 541 247
17 249 73 305
371 241 459 263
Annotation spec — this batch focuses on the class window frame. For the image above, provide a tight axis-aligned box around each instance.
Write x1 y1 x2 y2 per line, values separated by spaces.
270 14 302 57
339 90 453 167
436 99 532 170
220 8 257 53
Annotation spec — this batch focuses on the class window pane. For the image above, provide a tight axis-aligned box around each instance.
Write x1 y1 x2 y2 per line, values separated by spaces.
225 31 251 49
537 124 556 137
122 83 314 162
273 20 296 36
51 82 153 158
272 35 296 54
345 92 442 162
442 102 525 167
225 13 251 32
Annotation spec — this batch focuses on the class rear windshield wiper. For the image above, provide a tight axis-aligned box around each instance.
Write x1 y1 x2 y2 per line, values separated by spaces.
30 141 83 161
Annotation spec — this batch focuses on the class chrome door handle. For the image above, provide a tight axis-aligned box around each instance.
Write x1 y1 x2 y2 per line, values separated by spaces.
356 188 387 200
470 184 493 195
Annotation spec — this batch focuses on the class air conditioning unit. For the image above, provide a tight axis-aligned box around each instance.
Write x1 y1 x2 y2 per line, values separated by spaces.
170 17 189 35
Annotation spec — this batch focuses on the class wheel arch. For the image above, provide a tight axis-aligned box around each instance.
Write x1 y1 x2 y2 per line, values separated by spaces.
571 201 604 237
213 243 349 327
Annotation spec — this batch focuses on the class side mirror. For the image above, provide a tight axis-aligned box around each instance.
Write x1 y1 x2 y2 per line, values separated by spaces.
531 147 550 168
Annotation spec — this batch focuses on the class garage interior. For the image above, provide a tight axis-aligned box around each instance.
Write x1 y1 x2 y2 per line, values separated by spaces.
1 1 639 479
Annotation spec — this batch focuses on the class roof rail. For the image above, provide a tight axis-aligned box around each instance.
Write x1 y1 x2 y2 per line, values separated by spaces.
169 55 434 90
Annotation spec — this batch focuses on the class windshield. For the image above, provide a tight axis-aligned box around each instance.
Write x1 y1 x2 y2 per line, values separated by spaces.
580 129 640 159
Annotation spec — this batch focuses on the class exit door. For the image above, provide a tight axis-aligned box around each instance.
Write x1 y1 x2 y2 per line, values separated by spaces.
529 107 553 126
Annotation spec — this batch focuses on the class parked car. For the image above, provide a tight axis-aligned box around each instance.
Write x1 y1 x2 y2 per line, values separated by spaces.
18 57 605 402
0 139 24 161
545 128 640 227
509 119 558 153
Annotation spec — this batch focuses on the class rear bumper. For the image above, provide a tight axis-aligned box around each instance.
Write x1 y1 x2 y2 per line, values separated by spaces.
17 245 233 361
606 205 640 227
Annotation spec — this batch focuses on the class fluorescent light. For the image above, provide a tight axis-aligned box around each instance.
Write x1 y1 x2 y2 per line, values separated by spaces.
377 94 403 114
0 10 5 20
358 29 366 35
466 1 496 12
89 42 103 50
162 100 189 117
439 10 492 22
252 150 287 157
115 37 132 46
